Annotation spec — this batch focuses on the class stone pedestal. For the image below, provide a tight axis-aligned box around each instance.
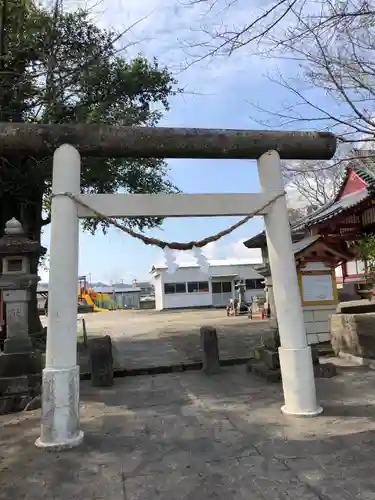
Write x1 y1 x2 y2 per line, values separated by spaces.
247 328 334 383
2 289 32 353
331 311 375 358
0 218 44 414
247 328 282 382
336 299 375 315
0 353 42 413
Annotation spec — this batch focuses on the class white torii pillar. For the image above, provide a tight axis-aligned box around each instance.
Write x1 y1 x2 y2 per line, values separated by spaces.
257 150 322 416
35 145 83 449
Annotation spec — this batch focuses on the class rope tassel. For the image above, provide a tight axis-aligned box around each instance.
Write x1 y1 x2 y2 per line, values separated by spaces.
163 247 178 274
192 246 210 273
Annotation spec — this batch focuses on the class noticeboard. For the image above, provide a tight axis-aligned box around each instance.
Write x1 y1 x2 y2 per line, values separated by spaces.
299 270 337 306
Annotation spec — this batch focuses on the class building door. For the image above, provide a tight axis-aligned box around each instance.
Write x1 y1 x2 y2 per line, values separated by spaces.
212 281 233 306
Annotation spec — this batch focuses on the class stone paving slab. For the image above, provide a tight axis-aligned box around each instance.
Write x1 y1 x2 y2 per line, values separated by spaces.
2 358 375 499
73 309 273 371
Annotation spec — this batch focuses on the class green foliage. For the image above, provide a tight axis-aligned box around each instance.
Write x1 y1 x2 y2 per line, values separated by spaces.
0 1 178 235
353 234 375 278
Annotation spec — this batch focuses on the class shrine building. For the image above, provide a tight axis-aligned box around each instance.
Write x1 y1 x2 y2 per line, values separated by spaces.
243 154 375 344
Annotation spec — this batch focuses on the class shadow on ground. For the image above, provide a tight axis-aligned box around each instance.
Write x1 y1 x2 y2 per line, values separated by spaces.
79 321 272 374
1 360 375 499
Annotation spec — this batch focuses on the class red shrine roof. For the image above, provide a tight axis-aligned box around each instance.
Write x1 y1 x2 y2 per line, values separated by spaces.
290 188 369 231
243 151 375 249
291 152 375 231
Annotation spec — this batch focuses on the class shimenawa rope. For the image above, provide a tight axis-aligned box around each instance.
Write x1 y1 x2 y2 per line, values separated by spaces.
51 191 285 250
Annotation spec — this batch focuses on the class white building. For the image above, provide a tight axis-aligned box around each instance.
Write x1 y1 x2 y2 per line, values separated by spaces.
150 259 265 310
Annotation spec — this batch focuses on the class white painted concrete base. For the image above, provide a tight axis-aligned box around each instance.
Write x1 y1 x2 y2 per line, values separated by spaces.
281 404 323 417
278 346 323 417
36 365 83 449
35 431 84 450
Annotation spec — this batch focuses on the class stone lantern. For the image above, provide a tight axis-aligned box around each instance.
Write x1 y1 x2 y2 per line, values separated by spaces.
234 280 248 314
0 218 43 413
253 263 276 325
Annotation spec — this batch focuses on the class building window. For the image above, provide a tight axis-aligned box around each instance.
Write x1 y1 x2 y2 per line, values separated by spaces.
245 279 264 290
164 282 187 294
187 281 209 293
212 281 232 294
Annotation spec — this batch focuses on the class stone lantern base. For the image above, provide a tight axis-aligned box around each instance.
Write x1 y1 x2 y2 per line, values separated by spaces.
246 328 337 382
0 351 43 414
0 218 45 414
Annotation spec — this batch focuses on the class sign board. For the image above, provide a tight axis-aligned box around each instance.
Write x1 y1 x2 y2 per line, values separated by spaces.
298 270 337 306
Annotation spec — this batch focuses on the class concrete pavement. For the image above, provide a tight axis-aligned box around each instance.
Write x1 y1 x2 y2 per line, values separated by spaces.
1 357 375 499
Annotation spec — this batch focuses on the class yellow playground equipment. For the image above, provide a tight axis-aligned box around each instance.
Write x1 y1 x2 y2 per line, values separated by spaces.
81 293 108 312
78 276 116 312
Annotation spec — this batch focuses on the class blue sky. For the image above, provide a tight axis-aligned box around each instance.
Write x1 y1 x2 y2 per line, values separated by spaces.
39 0 332 283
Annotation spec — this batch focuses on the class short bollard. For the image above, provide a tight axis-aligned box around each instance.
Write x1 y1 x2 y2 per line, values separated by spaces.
87 335 114 387
82 318 88 347
200 326 220 375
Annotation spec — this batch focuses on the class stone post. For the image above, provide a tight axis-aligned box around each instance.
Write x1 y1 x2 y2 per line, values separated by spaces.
0 218 43 413
257 150 322 417
200 326 220 375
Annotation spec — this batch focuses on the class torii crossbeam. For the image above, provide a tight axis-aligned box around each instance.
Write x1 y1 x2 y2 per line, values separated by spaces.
0 123 336 160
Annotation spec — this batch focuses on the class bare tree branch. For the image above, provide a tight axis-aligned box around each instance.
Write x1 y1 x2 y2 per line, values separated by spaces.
180 0 375 207
180 0 375 61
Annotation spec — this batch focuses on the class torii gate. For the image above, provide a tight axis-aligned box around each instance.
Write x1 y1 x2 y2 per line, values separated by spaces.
0 124 336 449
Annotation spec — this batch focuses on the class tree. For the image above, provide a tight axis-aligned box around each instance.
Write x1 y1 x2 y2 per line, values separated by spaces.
254 2 375 147
283 157 345 208
182 0 374 206
0 1 178 334
183 0 375 145
287 206 304 223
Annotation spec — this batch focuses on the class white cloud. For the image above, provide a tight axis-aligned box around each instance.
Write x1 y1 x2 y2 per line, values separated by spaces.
228 238 263 263
285 186 310 210
154 236 263 268
38 268 50 283
66 0 279 95
176 238 262 264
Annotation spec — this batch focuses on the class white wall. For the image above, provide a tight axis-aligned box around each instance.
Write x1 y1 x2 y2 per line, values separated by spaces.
162 266 209 284
244 289 264 302
164 291 212 309
163 266 212 309
346 260 365 276
152 263 264 310
210 264 262 280
303 305 335 345
152 274 164 310
335 265 343 279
